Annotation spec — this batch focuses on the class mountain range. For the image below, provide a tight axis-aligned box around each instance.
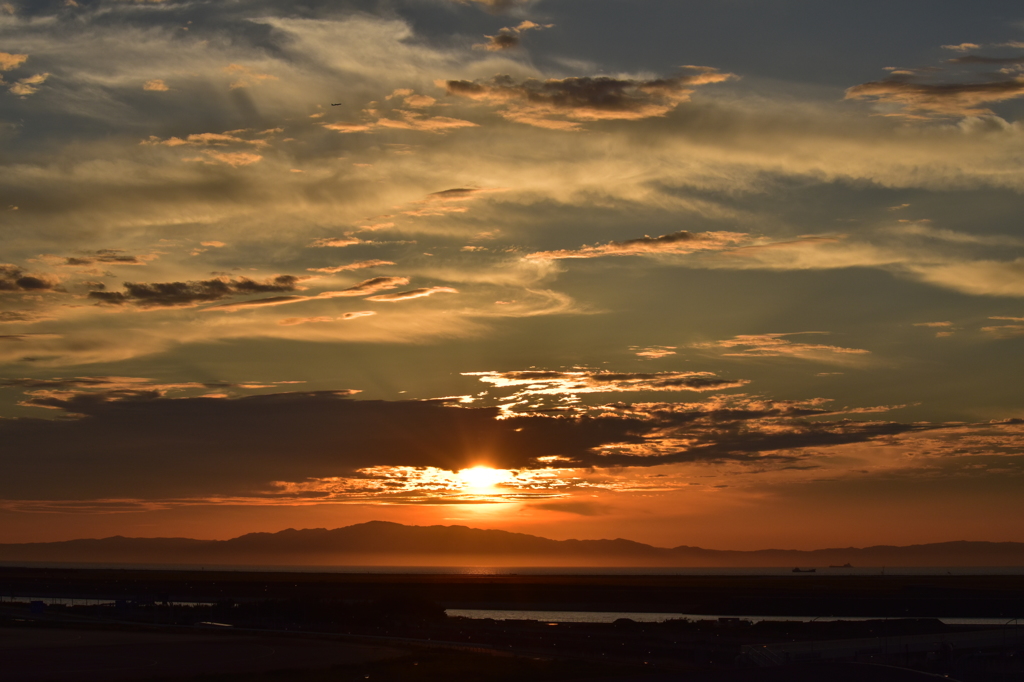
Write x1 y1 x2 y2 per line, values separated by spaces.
2 521 1023 567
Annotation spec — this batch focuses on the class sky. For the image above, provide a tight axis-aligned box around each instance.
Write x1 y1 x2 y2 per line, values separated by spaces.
2 0 1024 552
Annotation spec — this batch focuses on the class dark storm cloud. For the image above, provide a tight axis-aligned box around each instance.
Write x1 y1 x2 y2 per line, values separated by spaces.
0 389 939 502
88 275 302 308
0 265 57 293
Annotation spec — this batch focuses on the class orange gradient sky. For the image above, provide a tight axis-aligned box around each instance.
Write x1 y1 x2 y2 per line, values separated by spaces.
1 0 1024 551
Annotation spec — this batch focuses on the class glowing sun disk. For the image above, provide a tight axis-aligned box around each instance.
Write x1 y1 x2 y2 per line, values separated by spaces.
458 466 510 490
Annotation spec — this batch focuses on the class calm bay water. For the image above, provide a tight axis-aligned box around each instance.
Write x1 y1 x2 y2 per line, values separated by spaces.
446 608 1021 627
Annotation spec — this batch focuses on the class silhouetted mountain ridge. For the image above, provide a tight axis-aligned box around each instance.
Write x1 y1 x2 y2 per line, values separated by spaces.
1 521 1022 567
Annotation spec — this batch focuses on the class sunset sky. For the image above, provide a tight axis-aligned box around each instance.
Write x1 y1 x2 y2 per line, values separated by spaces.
2 0 1024 552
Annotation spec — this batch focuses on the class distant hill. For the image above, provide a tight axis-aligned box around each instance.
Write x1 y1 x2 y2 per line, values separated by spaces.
1 521 1022 567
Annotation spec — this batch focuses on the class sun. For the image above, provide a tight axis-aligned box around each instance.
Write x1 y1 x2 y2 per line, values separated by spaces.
457 466 511 491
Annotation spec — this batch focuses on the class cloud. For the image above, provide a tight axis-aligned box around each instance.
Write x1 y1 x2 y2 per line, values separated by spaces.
0 391 636 500
905 258 1024 297
366 286 458 302
982 316 1024 338
695 231 1024 298
890 221 1024 247
0 388 944 503
386 89 436 108
0 265 57 292
338 276 411 296
143 130 266 166
948 55 1024 66
204 277 410 311
444 67 735 130
390 186 504 219
942 43 981 52
0 376 236 406
88 275 303 308
466 369 749 398
631 345 677 359
525 230 751 260
278 311 375 326
0 52 28 70
143 131 268 148
475 20 552 52
324 88 478 136
846 53 1024 118
451 0 532 10
340 310 376 320
201 295 308 311
309 237 364 248
278 316 335 326
695 333 870 361
0 311 50 323
0 333 62 343
479 32 519 51
223 63 278 89
914 321 956 337
9 72 48 96
325 111 477 135
321 123 373 133
307 260 395 273
846 78 1024 118
51 249 154 267
307 236 411 250
370 111 479 133
142 79 168 91
193 151 263 167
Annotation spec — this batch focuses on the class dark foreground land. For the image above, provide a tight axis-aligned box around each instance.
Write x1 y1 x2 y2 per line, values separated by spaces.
2 567 1024 681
